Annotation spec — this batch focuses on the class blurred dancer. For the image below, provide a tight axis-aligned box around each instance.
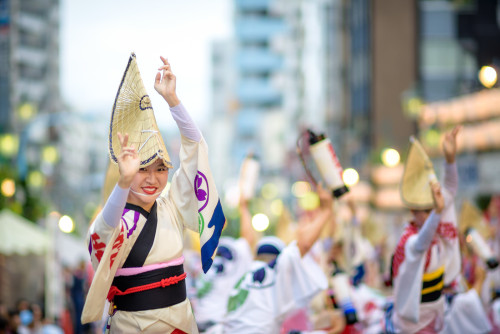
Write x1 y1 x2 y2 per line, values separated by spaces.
81 54 225 333
194 235 253 332
386 127 461 333
220 183 333 333
440 265 492 334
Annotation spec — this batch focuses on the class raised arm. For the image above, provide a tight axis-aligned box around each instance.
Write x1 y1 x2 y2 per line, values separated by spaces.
441 126 461 195
154 57 204 231
297 183 334 257
155 56 201 142
239 196 256 248
101 132 140 228
413 182 445 253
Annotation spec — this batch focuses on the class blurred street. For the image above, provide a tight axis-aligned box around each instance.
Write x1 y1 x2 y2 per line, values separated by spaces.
1 0 500 333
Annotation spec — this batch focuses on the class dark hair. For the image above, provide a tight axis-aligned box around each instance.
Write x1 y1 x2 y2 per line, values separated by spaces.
0 315 8 330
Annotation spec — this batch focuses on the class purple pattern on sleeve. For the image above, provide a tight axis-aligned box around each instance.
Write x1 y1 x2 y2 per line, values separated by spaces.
195 171 210 212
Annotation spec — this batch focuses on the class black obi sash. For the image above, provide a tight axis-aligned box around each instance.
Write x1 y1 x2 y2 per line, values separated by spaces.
111 202 187 311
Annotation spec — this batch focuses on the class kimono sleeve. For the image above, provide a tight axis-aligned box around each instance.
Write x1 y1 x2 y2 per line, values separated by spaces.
393 235 426 323
167 136 226 273
167 135 201 232
274 241 328 320
87 211 120 272
441 289 492 334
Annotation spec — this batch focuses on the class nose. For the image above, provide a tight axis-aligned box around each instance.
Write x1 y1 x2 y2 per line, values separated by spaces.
144 169 158 183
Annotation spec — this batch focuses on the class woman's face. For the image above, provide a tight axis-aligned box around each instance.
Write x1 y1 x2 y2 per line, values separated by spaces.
411 208 432 228
128 159 169 211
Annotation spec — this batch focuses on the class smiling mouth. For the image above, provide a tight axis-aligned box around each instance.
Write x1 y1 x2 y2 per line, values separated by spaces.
142 187 158 195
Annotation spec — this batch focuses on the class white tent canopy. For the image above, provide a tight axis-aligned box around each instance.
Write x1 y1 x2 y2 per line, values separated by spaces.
0 209 89 315
58 231 89 267
0 209 48 255
0 209 89 266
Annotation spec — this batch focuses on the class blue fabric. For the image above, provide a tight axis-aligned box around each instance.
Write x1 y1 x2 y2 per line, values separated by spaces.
253 267 266 283
257 244 281 256
351 264 365 287
216 246 234 260
200 200 226 273
384 302 396 334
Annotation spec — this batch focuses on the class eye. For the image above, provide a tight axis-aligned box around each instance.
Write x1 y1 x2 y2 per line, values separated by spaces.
139 168 148 172
157 167 168 172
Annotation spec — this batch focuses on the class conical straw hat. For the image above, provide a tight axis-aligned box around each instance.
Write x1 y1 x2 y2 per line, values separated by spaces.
400 136 437 209
459 201 490 239
108 53 172 168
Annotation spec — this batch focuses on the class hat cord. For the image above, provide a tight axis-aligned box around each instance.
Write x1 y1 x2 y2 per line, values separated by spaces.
137 129 159 152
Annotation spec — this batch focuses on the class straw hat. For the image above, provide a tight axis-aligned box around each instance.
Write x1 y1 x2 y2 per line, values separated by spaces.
459 201 491 239
400 136 437 209
108 53 172 169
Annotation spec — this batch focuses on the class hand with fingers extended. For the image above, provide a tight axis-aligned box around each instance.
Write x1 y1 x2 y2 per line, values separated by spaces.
442 125 461 164
430 181 445 214
154 56 180 107
117 132 140 189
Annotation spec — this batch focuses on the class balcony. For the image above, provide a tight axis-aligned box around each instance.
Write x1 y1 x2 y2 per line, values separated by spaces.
237 79 282 105
16 13 46 35
235 0 271 11
237 49 282 72
235 17 287 42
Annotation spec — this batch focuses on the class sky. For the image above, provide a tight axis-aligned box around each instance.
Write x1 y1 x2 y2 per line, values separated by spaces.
59 0 232 130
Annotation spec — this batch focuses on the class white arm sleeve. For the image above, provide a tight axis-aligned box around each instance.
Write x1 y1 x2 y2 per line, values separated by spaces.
412 211 442 253
170 103 201 142
101 184 129 228
442 162 458 196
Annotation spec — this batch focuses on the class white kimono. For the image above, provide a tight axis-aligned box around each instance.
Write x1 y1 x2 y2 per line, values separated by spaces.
194 237 253 326
82 135 225 334
221 241 328 334
441 289 492 334
391 163 460 333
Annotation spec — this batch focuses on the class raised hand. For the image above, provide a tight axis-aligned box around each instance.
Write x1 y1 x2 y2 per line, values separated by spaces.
296 182 335 257
442 125 461 164
154 56 180 107
317 182 334 213
117 132 140 188
430 181 445 214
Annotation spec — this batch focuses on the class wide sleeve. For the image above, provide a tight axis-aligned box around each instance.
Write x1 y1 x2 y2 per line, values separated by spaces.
167 129 226 273
166 134 203 232
441 289 492 334
274 241 328 320
87 184 129 271
393 235 426 323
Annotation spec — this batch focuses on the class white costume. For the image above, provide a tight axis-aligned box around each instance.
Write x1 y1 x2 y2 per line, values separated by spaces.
82 103 225 334
194 237 253 328
221 241 328 334
389 163 460 333
441 289 492 334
